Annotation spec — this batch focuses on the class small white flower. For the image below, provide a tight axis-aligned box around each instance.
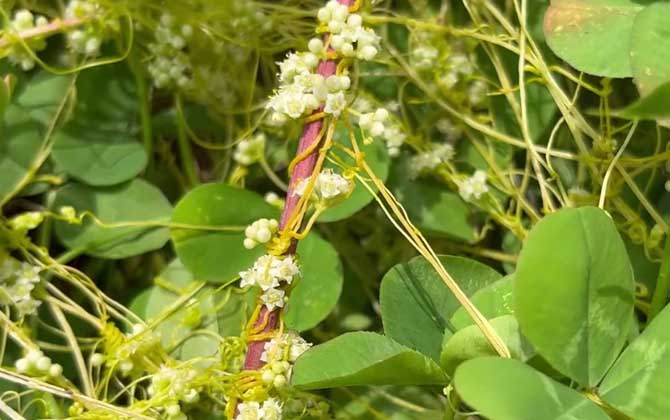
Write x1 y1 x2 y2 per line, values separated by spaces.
236 401 265 420
408 143 455 178
261 288 286 311
324 92 347 116
468 80 488 105
315 169 353 200
234 133 266 166
665 180 670 192
262 398 283 420
270 255 300 284
412 45 439 69
458 170 489 201
239 255 299 290
436 118 462 141
288 334 312 362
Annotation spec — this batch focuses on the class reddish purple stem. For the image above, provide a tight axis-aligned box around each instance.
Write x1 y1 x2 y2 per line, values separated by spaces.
242 0 354 372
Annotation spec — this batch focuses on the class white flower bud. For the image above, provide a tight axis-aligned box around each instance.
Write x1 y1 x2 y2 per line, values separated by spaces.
359 45 378 61
166 404 181 416
119 360 134 375
273 374 287 388
370 121 385 137
262 369 275 383
308 38 324 54
15 358 29 373
49 363 63 377
347 14 362 27
341 42 355 56
36 356 51 372
91 353 105 367
317 7 331 23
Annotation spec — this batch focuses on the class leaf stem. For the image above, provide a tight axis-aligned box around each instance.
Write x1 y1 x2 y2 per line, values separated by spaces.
649 223 670 320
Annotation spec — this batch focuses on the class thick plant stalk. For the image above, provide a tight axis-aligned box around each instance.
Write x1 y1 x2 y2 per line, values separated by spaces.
242 0 354 372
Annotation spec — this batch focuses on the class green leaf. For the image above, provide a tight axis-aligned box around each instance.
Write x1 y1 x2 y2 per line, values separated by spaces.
51 63 145 186
320 125 391 222
0 75 10 117
454 357 611 420
450 275 514 330
388 158 477 243
14 72 73 124
52 124 147 186
440 315 534 376
0 107 43 204
543 0 652 77
330 386 446 420
617 82 670 120
630 3 670 95
291 332 447 390
380 256 502 361
53 179 172 258
285 233 343 331
515 206 635 387
171 184 344 328
130 259 255 360
73 62 139 129
1 73 72 205
600 305 670 420
171 183 277 283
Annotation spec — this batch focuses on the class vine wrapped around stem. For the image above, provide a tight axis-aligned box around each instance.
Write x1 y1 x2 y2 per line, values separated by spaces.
241 0 354 373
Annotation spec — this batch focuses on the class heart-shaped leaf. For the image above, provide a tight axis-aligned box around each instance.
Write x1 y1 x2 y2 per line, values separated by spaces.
543 0 652 77
54 179 172 258
454 357 611 420
515 206 635 387
380 255 502 361
600 305 670 420
440 315 533 375
291 332 447 390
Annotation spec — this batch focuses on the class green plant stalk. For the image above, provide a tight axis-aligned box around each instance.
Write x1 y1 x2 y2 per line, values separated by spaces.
175 102 199 187
649 225 670 319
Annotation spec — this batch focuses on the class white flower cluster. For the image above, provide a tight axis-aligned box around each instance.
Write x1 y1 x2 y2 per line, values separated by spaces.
7 10 49 71
236 398 282 420
317 1 380 60
147 14 194 89
664 179 670 192
15 349 63 378
266 1 380 124
438 51 475 90
436 118 463 142
147 365 200 420
294 169 353 202
259 331 312 390
239 255 299 311
244 218 279 249
65 0 104 56
408 143 455 179
233 133 266 166
358 108 388 137
358 107 407 157
0 258 42 316
411 45 439 70
458 170 489 201
468 80 488 106
267 52 351 122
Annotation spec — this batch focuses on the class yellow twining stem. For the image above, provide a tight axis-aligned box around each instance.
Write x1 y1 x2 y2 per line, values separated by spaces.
348 138 511 358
